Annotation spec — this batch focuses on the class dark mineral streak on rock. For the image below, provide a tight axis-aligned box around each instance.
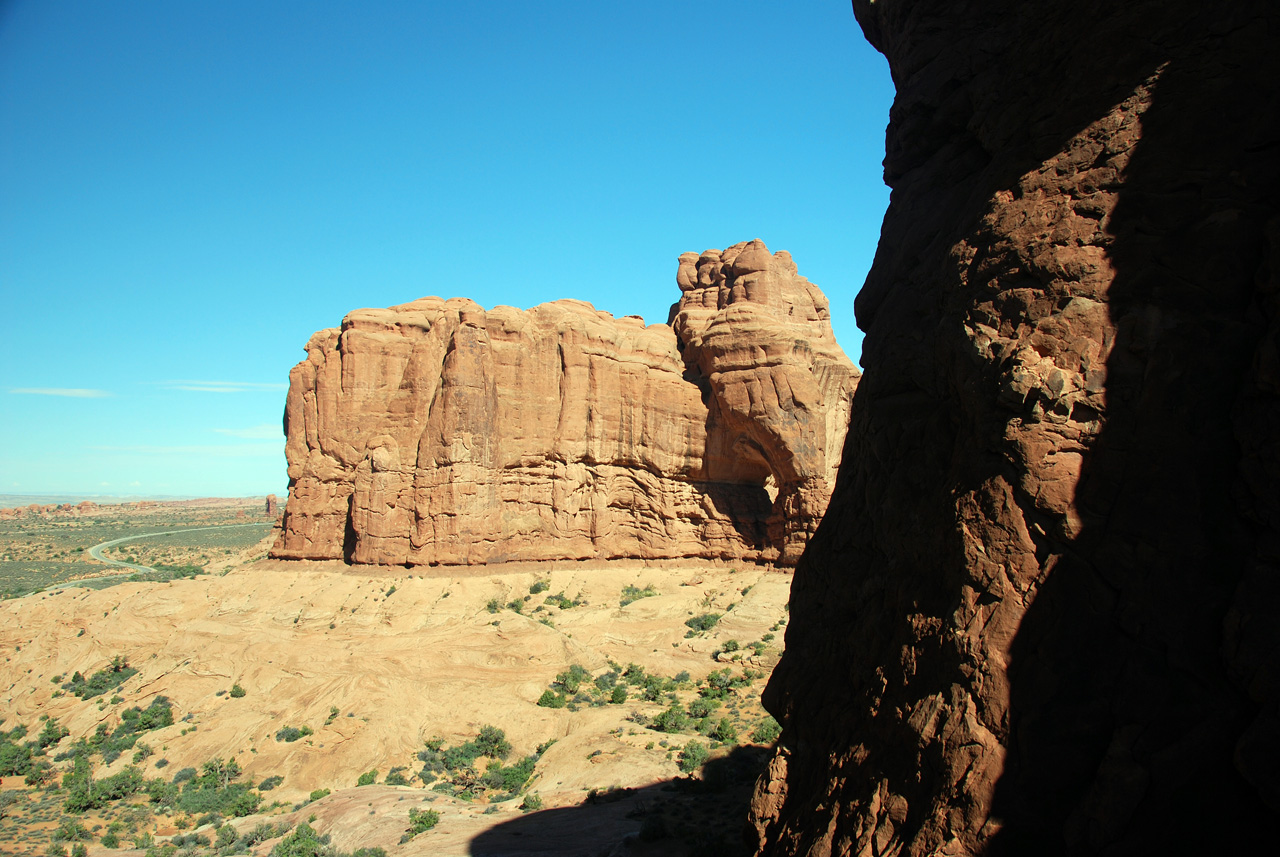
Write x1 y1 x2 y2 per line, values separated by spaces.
751 2 1280 854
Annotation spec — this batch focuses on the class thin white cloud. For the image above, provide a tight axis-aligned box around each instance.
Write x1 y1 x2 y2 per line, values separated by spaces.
213 424 282 440
91 443 282 458
10 387 111 398
162 380 288 393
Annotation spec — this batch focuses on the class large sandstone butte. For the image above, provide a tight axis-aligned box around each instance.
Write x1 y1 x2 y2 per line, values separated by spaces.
272 240 858 568
751 1 1280 854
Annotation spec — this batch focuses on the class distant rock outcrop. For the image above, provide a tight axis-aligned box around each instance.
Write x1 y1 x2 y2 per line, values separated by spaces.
750 1 1280 855
271 241 858 567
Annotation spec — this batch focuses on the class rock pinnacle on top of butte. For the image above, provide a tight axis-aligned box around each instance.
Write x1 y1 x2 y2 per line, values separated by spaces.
271 239 859 568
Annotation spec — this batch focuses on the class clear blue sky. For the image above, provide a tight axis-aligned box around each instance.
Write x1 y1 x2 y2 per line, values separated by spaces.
0 0 892 499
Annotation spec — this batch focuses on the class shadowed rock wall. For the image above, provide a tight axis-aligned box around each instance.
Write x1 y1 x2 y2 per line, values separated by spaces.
751 1 1280 854
271 241 858 567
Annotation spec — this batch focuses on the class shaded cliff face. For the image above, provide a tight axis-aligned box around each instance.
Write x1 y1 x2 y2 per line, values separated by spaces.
752 1 1279 855
271 240 858 567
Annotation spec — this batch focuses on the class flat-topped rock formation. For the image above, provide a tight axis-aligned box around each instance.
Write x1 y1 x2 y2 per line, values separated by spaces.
271 240 858 567
750 1 1280 855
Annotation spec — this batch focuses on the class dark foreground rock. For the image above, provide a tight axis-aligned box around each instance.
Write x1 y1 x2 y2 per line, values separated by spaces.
751 1 1280 854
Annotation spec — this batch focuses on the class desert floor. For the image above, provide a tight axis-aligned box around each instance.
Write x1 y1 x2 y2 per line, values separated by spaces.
1 547 789 856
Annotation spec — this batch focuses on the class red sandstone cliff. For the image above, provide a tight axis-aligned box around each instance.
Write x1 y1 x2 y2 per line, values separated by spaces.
751 1 1280 854
271 241 858 567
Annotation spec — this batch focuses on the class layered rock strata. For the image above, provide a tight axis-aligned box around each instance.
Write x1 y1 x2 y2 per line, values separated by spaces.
271 241 858 567
751 1 1280 854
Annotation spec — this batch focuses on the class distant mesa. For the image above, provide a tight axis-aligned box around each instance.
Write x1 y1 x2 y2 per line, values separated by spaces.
0 497 280 520
271 240 859 567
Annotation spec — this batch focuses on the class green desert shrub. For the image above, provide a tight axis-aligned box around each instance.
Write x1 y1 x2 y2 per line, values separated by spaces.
270 822 329 857
52 818 93 842
480 754 537 794
651 704 692 734
552 664 590 694
216 826 237 849
619 584 658 606
701 668 750 698
475 725 512 760
62 659 137 700
684 613 721 634
677 741 709 774
63 761 144 812
0 737 33 777
275 725 313 743
751 716 782 744
536 690 567 708
543 591 581 609
400 808 440 843
712 717 738 743
38 717 70 749
688 697 717 719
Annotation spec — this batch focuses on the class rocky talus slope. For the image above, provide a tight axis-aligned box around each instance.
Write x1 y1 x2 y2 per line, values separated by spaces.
751 1 1280 854
272 240 857 568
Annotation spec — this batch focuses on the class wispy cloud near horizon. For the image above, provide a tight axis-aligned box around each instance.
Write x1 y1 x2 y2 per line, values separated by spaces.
10 387 111 398
213 424 282 440
161 380 288 394
90 442 282 457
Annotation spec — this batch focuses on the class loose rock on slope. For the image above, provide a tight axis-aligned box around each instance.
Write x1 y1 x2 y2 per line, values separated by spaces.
272 241 858 568
750 1 1280 855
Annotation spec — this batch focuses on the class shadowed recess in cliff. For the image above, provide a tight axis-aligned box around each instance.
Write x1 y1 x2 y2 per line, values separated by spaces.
988 9 1280 853
747 1 1280 855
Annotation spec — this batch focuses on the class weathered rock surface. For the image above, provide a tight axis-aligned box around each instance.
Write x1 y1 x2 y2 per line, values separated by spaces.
751 1 1280 854
272 241 857 567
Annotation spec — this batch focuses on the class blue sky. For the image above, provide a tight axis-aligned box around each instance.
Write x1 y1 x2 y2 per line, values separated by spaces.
0 1 893 499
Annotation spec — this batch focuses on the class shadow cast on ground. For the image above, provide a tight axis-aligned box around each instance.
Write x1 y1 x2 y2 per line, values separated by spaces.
468 746 768 857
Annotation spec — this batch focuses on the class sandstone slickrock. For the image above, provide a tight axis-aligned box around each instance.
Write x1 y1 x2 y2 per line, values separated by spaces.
751 1 1280 854
271 241 857 568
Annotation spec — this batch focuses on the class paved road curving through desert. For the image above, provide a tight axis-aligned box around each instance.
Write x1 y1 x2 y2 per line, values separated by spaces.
85 522 274 572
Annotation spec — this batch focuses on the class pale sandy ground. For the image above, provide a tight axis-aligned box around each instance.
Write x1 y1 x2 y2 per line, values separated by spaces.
0 554 789 856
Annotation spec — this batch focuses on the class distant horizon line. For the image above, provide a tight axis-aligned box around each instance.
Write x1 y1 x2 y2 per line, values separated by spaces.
0 491 288 503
